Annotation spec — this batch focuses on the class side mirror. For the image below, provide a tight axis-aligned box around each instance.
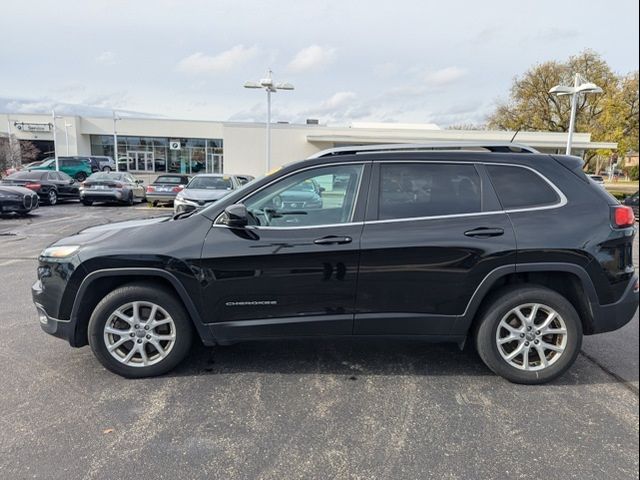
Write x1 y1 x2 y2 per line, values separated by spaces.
222 204 248 228
319 186 326 193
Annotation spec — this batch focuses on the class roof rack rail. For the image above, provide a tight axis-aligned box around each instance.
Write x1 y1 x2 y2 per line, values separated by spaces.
308 142 540 159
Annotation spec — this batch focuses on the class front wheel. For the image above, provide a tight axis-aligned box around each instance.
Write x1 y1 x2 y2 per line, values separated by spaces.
75 172 87 182
474 285 582 385
88 283 194 378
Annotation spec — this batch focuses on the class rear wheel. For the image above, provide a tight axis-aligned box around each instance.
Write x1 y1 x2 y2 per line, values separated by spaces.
474 285 582 384
126 191 134 206
47 189 58 205
88 283 194 378
102 166 112 172
75 172 87 182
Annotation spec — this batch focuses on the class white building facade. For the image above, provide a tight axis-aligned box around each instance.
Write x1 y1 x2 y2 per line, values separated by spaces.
1 113 617 177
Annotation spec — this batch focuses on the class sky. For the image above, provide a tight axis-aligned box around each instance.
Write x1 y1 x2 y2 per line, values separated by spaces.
0 0 638 127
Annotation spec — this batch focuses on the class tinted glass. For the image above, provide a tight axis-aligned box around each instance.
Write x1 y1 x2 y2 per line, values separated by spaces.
486 165 559 209
188 176 233 190
89 172 125 181
244 164 363 227
47 172 60 181
379 163 481 220
155 176 185 184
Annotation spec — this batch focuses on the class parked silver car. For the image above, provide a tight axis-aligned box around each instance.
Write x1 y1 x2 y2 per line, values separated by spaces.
174 174 246 213
80 172 146 206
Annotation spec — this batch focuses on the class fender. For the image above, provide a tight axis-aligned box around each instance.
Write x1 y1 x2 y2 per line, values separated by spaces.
456 261 601 335
70 267 216 346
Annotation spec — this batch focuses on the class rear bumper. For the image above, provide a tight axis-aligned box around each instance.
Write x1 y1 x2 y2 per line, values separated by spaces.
80 190 125 202
590 274 639 334
146 192 177 203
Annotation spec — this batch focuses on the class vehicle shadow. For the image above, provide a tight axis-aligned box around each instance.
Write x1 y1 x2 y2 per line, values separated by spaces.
166 336 615 386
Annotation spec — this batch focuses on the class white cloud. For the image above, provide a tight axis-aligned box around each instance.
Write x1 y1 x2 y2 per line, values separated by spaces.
96 51 117 65
287 45 336 73
177 45 258 75
424 67 467 87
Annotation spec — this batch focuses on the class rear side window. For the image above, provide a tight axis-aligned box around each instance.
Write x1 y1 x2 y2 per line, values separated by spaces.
486 165 560 209
378 163 481 220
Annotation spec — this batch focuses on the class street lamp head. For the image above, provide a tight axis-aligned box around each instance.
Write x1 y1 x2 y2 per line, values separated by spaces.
548 85 574 95
276 82 295 91
244 81 262 89
575 82 603 94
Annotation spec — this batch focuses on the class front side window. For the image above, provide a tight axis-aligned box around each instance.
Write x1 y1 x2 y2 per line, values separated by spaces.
486 165 560 209
378 163 481 220
243 164 363 227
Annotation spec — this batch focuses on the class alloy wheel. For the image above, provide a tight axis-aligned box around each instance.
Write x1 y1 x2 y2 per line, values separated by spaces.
495 303 568 371
103 301 176 367
48 190 57 205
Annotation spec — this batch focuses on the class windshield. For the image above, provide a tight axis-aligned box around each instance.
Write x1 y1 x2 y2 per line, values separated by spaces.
188 176 232 190
37 159 54 167
89 172 125 181
290 180 316 192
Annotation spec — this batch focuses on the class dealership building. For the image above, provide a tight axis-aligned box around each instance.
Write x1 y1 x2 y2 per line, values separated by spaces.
1 112 617 177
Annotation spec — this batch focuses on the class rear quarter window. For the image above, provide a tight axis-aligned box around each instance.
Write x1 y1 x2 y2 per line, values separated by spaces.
486 165 560 210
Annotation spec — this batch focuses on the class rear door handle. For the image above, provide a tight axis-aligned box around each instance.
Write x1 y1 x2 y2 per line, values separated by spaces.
464 227 504 238
314 235 352 245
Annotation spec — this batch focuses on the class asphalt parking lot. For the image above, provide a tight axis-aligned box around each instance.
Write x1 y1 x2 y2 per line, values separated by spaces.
0 202 638 480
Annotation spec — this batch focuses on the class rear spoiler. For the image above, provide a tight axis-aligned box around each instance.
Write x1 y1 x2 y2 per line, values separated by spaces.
551 155 588 183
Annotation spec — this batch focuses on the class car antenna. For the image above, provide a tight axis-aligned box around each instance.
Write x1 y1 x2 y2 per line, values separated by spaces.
510 127 521 143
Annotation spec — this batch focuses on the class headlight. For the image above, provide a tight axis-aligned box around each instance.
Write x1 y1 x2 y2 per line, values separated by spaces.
41 245 80 258
175 193 184 200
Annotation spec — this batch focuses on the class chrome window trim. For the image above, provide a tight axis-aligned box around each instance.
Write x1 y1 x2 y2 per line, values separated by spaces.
214 162 368 228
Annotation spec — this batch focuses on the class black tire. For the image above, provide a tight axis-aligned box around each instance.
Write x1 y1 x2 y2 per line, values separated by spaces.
88 283 194 378
46 189 58 205
75 172 87 182
474 285 582 385
102 166 112 172
82 200 93 206
126 191 134 206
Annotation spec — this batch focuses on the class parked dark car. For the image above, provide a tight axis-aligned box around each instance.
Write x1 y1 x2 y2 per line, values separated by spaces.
84 156 116 173
2 170 80 205
0 185 39 215
146 174 191 206
80 172 146 206
32 143 638 383
623 190 639 220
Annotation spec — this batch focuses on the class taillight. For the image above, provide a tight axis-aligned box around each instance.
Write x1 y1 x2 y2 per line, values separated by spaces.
172 185 184 193
25 183 41 190
613 205 635 228
146 186 155 193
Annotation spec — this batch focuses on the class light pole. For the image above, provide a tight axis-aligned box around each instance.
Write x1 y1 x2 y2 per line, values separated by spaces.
244 69 294 173
549 73 603 155
113 111 121 171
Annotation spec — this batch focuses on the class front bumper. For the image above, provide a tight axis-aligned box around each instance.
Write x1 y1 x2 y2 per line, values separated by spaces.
590 274 639 334
0 195 39 213
32 279 76 344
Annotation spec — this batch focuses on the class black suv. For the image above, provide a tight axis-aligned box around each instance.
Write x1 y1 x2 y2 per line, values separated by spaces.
31 143 639 383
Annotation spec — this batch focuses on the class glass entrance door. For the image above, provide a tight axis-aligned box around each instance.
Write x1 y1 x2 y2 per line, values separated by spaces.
206 153 223 173
127 151 155 172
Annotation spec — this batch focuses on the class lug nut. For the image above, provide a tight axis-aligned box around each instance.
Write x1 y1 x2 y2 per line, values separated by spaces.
536 330 540 335
525 342 530 346
534 340 539 345
137 339 143 344
144 325 149 331
129 333 135 337
527 326 532 331
520 333 525 338
134 324 140 329
146 335 151 339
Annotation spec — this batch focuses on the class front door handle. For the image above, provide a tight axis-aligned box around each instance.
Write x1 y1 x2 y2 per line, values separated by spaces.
314 235 352 245
464 227 504 238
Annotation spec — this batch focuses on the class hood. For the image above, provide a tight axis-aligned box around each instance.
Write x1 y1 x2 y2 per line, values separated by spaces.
181 188 231 201
280 190 319 201
79 216 170 234
0 185 36 195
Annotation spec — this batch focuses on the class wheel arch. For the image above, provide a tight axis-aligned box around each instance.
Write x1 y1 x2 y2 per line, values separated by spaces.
462 263 600 336
69 268 213 347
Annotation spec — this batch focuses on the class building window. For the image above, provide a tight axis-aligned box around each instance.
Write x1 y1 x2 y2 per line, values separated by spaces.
90 135 223 174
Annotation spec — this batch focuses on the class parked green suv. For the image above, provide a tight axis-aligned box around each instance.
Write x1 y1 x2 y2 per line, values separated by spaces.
31 157 93 182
